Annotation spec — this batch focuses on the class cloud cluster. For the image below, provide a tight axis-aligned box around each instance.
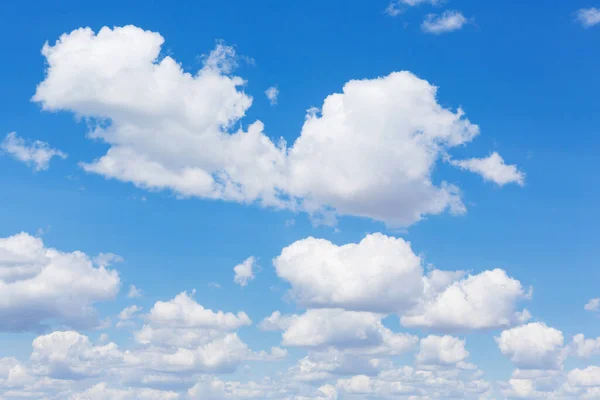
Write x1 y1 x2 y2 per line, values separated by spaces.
32 25 519 227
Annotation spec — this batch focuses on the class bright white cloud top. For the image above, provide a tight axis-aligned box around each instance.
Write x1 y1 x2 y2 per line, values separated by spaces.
422 11 468 34
31 25 520 227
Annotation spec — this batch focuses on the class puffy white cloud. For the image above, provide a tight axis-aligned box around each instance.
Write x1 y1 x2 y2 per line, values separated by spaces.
262 309 417 355
585 298 600 312
576 8 600 28
450 152 525 186
146 291 251 330
569 334 600 358
234 256 257 287
0 232 120 331
274 233 424 313
30 331 122 380
568 366 600 388
32 26 516 227
265 86 279 105
1 132 67 171
496 323 566 370
416 335 469 366
69 382 180 400
422 11 468 34
402 269 531 331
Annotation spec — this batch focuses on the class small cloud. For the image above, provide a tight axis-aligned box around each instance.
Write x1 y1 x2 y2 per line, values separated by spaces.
128 284 142 298
422 10 468 34
265 86 279 105
35 225 51 237
234 256 257 287
97 333 109 344
209 282 222 289
385 0 443 16
449 152 525 187
93 253 124 268
1 132 67 171
585 298 600 312
285 218 295 227
575 8 600 28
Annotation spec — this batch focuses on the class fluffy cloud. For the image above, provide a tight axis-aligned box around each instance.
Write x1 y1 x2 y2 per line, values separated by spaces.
233 256 257 287
265 86 279 105
496 323 566 370
30 331 122 380
0 232 120 332
422 11 468 34
32 25 516 227
1 132 67 171
261 309 417 355
274 233 424 313
569 334 600 358
585 298 600 312
401 269 531 331
69 383 180 400
576 8 600 28
450 152 525 186
568 366 600 388
416 335 469 366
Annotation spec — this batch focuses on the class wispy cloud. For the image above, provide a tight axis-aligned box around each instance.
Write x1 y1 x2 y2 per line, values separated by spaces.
1 132 67 171
386 0 443 16
575 8 600 28
422 10 468 34
265 86 279 105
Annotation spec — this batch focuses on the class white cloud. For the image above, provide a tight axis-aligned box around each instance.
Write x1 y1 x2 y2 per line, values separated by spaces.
569 334 600 358
262 309 417 355
233 256 257 287
70 382 180 399
145 291 251 330
568 366 600 388
1 132 67 171
32 26 517 228
127 284 142 298
450 152 525 186
401 269 531 331
416 335 469 366
422 11 468 34
585 298 600 312
116 305 142 328
385 0 443 16
576 8 600 28
30 331 122 380
496 323 566 370
265 86 279 105
0 232 120 332
274 233 424 313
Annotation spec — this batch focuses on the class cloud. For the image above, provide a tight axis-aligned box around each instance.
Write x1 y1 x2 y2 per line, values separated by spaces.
265 86 279 105
0 232 120 332
261 309 417 355
569 334 600 358
385 0 443 16
274 233 424 313
70 383 180 400
496 323 566 370
1 132 67 171
585 298 600 312
422 11 468 34
127 284 142 298
32 25 518 228
450 152 525 186
233 256 257 287
401 269 531 331
416 335 469 366
576 8 600 28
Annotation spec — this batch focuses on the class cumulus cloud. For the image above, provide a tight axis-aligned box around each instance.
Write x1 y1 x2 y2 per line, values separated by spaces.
569 334 600 358
496 323 566 370
402 269 531 331
233 256 257 287
70 383 180 400
32 25 517 227
576 8 600 28
1 132 67 171
0 232 120 332
422 11 468 34
385 0 443 16
450 152 525 186
274 233 424 313
127 284 142 298
585 298 600 312
265 86 279 105
416 335 469 366
261 309 417 355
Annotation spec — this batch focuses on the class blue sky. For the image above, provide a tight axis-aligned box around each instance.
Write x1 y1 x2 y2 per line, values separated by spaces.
0 0 599 399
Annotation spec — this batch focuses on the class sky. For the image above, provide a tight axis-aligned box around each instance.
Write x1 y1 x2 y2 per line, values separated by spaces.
0 0 599 399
